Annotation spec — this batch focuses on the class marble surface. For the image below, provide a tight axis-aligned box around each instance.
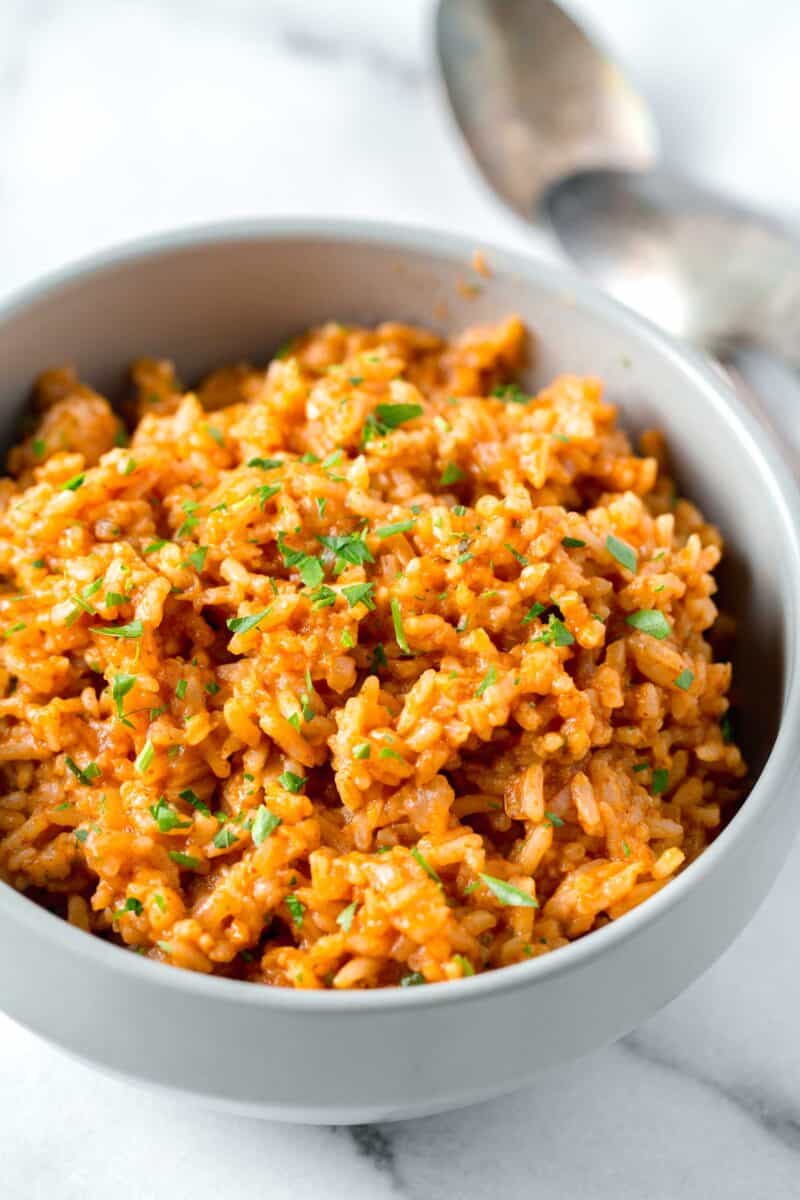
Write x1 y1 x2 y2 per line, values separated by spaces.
2 1 800 1195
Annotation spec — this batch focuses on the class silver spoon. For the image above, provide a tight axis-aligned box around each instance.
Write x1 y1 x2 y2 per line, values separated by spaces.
436 0 800 374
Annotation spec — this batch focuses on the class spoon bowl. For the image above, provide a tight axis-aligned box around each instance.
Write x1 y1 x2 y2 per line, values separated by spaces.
436 0 657 218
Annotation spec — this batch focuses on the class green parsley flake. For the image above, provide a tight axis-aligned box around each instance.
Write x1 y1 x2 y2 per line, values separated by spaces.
341 629 355 649
353 743 371 760
184 546 208 572
622 841 632 857
545 811 565 828
227 607 272 635
115 897 143 918
674 668 694 691
400 971 426 987
410 846 441 884
480 873 538 908
491 383 529 404
342 582 376 611
90 619 143 639
475 665 497 697
391 597 410 654
561 537 586 549
362 402 423 444
505 542 529 566
252 806 281 845
4 621 26 637
175 679 187 700
318 532 374 574
32 438 46 459
144 540 167 554
336 900 358 932
213 827 238 850
65 756 102 786
61 473 85 492
454 953 474 976
522 602 545 625
169 851 201 869
721 713 734 744
205 425 225 446
111 672 136 721
279 770 306 793
440 462 464 487
652 768 670 796
150 798 191 833
104 591 130 608
134 739 155 774
286 893 305 927
177 788 210 817
626 609 671 639
247 457 283 470
606 534 637 573
375 519 416 538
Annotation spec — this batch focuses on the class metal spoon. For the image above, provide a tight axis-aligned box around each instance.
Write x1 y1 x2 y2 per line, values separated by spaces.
436 0 800 372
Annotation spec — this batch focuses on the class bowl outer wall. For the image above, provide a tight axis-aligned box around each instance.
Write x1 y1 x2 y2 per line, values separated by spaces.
0 218 798 1123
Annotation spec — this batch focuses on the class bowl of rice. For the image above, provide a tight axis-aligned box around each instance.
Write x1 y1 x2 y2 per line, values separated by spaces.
0 220 798 1123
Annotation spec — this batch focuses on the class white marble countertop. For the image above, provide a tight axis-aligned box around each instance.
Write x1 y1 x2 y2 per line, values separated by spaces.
2 1 800 1195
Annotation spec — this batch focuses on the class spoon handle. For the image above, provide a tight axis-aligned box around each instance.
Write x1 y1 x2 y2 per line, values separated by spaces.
736 225 800 369
721 363 799 475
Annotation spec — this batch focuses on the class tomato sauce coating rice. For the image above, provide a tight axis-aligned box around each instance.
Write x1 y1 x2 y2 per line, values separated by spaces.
0 317 746 988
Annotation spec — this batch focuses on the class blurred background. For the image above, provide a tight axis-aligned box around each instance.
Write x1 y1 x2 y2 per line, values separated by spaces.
2 3 800 1197
1 0 798 295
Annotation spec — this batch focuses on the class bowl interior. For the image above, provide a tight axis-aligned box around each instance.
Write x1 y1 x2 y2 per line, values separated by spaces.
0 226 788 783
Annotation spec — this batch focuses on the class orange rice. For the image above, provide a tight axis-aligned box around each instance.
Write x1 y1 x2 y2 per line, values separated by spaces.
0 317 746 988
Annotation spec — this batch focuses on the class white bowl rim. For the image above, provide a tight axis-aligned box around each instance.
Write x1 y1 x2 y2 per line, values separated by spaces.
1 215 798 1013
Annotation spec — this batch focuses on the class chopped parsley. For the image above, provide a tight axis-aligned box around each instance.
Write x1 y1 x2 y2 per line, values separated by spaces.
391 597 410 654
179 788 211 817
545 811 564 828
341 629 355 649
652 768 670 796
721 713 734 744
90 619 143 639
674 668 694 691
286 893 305 927
479 873 538 908
532 615 574 647
453 953 474 976
169 851 201 869
134 739 154 774
150 797 191 833
522 602 545 625
504 543 529 566
362 402 423 444
606 534 637 573
440 462 464 487
115 897 143 918
213 827 238 850
65 756 101 785
32 438 46 459
626 609 671 639
144 540 167 554
247 457 283 470
227 607 272 635
353 743 371 760
111 672 136 722
183 546 208 572
336 900 358 932
342 582 376 611
400 971 426 987
279 770 306 793
205 424 225 446
491 383 529 404
318 532 373 574
104 591 130 608
475 665 497 697
252 806 281 845
61 473 86 492
375 519 416 538
561 537 586 549
175 679 187 700
410 846 441 884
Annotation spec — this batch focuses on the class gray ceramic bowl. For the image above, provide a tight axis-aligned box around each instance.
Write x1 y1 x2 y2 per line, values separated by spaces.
0 220 799 1124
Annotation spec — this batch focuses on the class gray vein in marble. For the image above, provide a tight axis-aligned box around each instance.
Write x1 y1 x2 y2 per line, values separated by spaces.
342 1125 406 1196
277 25 424 88
621 1031 800 1155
